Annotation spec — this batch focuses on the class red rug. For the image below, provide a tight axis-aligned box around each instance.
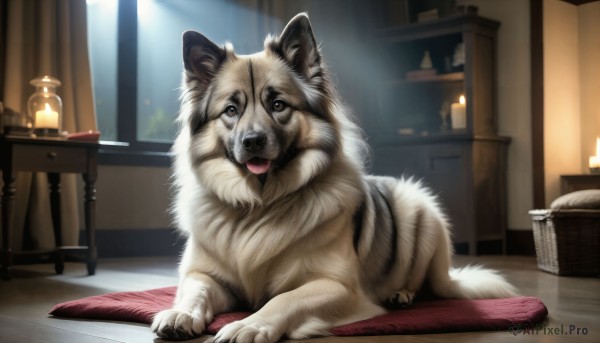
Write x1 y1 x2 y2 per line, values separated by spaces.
49 286 547 336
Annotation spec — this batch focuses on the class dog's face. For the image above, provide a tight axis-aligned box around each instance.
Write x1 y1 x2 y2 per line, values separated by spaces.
178 14 341 205
200 56 304 175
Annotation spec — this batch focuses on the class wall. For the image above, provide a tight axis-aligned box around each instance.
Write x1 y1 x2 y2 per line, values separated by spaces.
543 0 581 205
75 165 176 257
94 166 172 230
578 2 600 173
544 0 600 206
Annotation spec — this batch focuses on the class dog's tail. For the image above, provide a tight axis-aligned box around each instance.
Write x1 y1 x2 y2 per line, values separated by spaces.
431 265 518 299
427 231 517 299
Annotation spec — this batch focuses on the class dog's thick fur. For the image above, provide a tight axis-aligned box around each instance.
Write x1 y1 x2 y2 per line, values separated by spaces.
151 13 516 343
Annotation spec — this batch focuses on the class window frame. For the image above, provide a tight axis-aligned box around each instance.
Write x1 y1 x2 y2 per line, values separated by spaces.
97 0 172 167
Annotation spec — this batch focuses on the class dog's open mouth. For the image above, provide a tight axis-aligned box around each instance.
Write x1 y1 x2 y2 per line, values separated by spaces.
246 157 271 175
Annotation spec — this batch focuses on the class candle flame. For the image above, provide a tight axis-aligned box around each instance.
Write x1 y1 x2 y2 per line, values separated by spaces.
459 95 465 105
44 103 52 112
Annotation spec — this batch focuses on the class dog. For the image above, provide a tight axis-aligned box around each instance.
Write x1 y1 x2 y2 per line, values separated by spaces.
151 13 517 343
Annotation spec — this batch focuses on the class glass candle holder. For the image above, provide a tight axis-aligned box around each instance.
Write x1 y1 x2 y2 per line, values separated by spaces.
28 75 62 137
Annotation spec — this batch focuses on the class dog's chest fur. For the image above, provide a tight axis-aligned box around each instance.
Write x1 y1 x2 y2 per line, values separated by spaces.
185 167 364 308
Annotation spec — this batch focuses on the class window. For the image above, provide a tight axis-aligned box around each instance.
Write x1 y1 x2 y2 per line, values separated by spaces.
86 0 281 165
87 0 118 141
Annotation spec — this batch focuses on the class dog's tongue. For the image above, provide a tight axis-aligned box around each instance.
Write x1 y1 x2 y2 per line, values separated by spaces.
246 157 271 175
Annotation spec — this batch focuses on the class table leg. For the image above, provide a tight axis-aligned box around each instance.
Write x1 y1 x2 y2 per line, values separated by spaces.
48 173 64 274
83 173 97 275
1 170 16 281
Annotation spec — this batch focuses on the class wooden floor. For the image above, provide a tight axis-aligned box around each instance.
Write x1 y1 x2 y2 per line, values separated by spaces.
0 255 598 343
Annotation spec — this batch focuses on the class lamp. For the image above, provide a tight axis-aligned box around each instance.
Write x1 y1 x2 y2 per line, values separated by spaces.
28 75 62 137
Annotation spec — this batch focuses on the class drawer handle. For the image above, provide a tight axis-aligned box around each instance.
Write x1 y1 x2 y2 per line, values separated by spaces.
47 152 58 160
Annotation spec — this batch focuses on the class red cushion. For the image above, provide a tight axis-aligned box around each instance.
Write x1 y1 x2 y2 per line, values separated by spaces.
49 286 547 335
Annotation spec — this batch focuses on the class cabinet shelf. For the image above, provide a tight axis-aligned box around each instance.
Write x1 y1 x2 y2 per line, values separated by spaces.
393 132 511 144
384 72 464 86
376 13 500 43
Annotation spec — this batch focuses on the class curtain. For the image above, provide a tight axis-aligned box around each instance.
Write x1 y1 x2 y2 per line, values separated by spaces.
1 0 97 251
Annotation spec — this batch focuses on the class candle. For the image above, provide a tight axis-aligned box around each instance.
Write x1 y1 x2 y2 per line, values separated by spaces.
451 95 466 129
35 103 59 129
589 137 600 170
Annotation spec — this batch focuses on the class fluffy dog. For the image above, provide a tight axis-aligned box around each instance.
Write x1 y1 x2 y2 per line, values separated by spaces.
151 13 516 343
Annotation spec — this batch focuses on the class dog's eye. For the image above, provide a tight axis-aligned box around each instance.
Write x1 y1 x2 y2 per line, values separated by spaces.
224 105 238 117
272 100 287 112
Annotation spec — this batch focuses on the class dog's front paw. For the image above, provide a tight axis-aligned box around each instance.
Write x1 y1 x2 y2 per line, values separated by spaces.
214 319 281 343
152 309 206 340
385 289 415 309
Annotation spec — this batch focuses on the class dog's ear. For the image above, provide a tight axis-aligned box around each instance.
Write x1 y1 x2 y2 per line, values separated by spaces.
183 31 227 93
269 13 322 81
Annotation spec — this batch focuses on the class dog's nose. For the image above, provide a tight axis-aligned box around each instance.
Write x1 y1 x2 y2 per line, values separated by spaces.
242 131 267 152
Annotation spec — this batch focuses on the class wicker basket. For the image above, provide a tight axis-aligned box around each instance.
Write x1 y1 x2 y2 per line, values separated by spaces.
529 209 600 277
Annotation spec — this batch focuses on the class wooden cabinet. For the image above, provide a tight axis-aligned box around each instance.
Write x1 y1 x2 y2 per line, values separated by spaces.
369 14 509 255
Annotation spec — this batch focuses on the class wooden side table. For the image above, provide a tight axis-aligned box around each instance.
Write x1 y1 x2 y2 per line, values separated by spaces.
561 174 600 195
0 135 98 280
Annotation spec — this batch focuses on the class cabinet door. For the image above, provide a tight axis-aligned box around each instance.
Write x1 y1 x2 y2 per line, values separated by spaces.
371 145 421 177
371 143 474 243
418 143 473 244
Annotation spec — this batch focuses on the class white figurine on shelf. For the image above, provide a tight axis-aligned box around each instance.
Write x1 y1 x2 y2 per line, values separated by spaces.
420 51 433 69
452 42 465 67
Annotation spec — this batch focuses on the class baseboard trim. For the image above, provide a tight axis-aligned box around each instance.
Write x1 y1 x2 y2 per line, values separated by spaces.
86 228 536 258
83 228 185 258
453 240 503 255
506 229 536 256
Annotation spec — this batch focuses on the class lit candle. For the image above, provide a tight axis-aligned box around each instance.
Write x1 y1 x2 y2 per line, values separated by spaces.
35 103 59 129
589 137 600 170
451 95 466 129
